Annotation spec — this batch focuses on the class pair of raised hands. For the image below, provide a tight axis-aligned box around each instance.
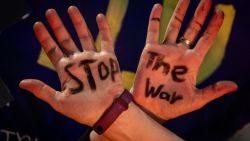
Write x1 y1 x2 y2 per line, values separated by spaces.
19 0 237 140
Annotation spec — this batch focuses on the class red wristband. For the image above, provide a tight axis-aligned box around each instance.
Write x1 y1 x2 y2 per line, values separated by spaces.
93 89 133 134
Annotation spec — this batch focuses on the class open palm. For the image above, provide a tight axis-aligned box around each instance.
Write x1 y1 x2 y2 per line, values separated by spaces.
133 0 237 121
19 6 124 126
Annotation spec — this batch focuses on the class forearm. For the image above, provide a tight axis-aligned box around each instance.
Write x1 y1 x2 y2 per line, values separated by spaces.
91 102 183 141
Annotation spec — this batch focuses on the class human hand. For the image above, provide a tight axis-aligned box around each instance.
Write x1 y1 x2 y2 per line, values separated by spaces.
19 6 124 126
132 0 238 121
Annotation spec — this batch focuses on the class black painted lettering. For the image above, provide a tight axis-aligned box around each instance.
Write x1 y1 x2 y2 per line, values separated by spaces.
171 66 188 82
145 78 164 98
65 63 84 94
109 58 119 82
159 92 171 101
98 61 109 80
145 78 183 104
152 55 170 75
170 92 183 104
146 51 159 68
80 59 97 91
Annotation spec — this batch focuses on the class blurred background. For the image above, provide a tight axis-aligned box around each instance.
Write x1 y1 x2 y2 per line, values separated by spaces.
0 0 250 141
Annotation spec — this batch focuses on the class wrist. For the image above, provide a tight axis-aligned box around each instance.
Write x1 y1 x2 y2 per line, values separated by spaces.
103 102 143 140
103 102 183 141
134 101 166 124
130 89 166 123
93 89 133 134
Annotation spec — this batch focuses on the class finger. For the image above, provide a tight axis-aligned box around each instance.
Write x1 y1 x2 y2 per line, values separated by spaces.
181 0 212 47
196 81 238 105
194 10 224 60
19 79 61 110
163 0 190 44
33 22 64 68
46 9 79 56
146 4 162 44
96 14 114 53
68 6 96 51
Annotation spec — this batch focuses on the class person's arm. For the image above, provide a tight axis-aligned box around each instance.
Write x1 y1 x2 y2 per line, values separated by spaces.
132 0 237 122
90 0 238 140
19 6 183 141
100 102 183 141
81 102 183 141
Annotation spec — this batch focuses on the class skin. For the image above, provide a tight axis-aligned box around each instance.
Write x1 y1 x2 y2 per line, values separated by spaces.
91 1 238 141
19 0 238 140
132 0 238 121
19 6 124 126
19 6 184 141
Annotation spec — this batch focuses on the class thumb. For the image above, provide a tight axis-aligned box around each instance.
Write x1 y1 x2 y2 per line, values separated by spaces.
19 79 60 109
197 81 238 104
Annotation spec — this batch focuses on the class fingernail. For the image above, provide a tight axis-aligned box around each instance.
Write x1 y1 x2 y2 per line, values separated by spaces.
213 81 234 92
154 3 161 9
19 79 31 87
229 83 238 92
215 9 224 18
